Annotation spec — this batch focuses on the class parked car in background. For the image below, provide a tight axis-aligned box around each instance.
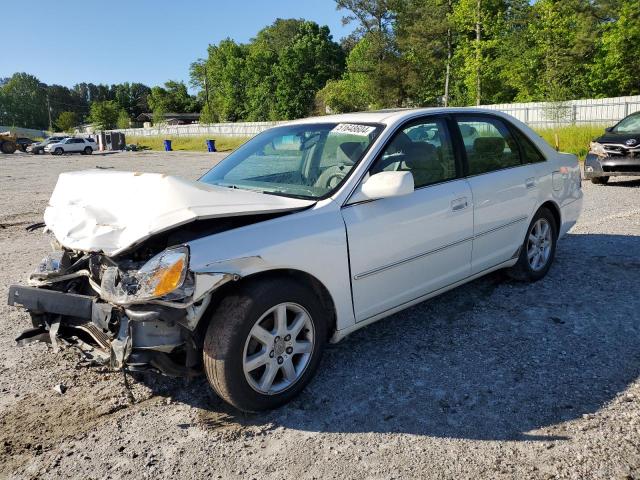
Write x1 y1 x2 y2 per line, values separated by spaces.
44 137 97 155
16 137 35 152
8 108 582 412
27 136 69 154
584 111 640 184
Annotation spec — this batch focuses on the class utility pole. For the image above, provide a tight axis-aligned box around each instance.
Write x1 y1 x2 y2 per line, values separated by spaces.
444 0 453 107
475 0 482 106
46 94 53 132
203 64 210 115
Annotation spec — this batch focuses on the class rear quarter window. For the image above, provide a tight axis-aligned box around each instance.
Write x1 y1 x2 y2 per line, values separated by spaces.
512 128 546 163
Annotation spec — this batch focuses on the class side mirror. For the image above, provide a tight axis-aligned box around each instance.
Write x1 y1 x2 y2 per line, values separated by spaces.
605 126 613 132
348 171 414 204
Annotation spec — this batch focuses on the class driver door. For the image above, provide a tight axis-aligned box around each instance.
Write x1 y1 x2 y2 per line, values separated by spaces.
342 117 474 321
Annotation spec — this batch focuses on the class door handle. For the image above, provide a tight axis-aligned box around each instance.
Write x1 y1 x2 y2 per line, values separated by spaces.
451 197 469 211
525 177 536 189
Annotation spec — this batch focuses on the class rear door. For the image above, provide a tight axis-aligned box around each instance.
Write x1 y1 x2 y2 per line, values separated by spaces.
342 116 474 321
68 138 83 152
453 114 542 274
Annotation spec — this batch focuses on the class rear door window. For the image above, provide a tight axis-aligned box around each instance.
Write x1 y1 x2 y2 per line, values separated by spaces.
455 116 522 175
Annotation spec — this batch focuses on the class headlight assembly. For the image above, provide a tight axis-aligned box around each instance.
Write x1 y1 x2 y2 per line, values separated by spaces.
101 246 191 304
589 141 607 157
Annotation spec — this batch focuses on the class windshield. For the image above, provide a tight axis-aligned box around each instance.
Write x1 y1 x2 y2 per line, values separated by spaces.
613 113 640 133
200 122 382 199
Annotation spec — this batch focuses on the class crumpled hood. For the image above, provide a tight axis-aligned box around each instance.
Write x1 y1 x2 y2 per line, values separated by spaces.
596 131 640 144
44 170 315 256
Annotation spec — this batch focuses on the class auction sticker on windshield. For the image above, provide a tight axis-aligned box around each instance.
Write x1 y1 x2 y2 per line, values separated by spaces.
330 124 377 136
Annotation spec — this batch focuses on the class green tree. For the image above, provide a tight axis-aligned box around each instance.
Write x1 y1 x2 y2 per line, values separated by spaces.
47 84 87 123
192 19 344 122
55 111 77 132
317 35 380 112
195 40 247 122
497 0 600 102
0 73 48 129
272 22 344 119
87 100 120 130
589 0 640 96
334 0 403 108
396 0 458 106
148 80 199 124
113 82 151 117
116 109 131 129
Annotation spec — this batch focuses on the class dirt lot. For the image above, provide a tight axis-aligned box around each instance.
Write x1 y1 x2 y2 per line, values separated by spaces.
1 150 639 479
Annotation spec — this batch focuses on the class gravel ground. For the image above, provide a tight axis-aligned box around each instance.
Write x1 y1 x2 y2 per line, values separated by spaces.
1 150 639 480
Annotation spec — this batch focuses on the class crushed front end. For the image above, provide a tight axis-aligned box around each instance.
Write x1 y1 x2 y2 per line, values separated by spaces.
584 140 640 179
8 242 233 376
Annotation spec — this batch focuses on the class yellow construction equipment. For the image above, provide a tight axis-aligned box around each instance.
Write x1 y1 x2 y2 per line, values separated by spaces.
0 132 17 154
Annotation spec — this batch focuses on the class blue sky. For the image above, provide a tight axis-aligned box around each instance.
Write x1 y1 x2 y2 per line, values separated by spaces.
2 0 353 89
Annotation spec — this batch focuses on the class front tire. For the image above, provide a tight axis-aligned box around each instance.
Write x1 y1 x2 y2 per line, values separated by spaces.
203 277 327 412
54 147 63 155
507 207 557 282
591 176 609 185
1 141 16 154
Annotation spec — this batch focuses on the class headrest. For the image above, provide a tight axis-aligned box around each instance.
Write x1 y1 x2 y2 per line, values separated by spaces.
403 142 437 169
387 132 413 153
336 142 364 165
474 137 505 156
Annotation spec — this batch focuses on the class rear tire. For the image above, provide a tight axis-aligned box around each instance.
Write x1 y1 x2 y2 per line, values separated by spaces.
203 277 327 412
591 176 609 185
83 147 92 155
506 207 557 282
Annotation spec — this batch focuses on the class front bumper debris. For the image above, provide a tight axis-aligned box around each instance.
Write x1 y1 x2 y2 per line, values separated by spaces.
8 284 201 377
584 153 640 179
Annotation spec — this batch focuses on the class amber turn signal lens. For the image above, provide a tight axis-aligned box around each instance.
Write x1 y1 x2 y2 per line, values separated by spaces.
152 257 185 296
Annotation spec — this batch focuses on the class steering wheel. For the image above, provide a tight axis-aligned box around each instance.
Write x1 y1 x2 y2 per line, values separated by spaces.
315 164 351 189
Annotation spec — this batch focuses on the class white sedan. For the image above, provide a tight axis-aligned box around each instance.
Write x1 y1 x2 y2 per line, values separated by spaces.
44 137 97 155
9 108 582 411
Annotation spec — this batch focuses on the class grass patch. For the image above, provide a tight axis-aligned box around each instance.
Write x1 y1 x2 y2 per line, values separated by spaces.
533 124 606 159
127 135 250 153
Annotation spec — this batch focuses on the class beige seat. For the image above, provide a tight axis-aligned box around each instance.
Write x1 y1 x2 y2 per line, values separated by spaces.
470 137 505 174
400 142 443 187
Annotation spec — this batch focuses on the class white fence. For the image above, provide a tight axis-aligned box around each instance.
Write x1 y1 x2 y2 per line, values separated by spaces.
112 121 285 138
107 95 640 139
482 95 640 127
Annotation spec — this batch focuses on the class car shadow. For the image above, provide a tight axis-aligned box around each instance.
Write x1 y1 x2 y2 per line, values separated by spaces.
137 232 640 441
601 177 640 188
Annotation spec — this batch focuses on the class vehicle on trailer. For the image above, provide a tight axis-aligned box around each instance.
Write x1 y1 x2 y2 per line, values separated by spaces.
16 137 35 152
584 111 640 184
44 137 97 155
8 108 583 412
27 136 69 154
0 131 18 154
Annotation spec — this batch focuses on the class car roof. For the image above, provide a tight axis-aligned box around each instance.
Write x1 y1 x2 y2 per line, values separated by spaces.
286 107 515 127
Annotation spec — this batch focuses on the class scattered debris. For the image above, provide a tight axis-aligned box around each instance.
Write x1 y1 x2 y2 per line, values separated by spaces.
53 384 67 395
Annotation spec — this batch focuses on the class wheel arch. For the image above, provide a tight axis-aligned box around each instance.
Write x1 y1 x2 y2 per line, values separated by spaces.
538 200 561 237
197 268 338 342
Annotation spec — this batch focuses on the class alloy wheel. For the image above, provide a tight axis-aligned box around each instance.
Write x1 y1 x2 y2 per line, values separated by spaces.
527 218 552 271
242 302 315 395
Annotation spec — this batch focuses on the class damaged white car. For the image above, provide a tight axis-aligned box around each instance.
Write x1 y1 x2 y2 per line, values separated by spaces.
8 108 583 411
